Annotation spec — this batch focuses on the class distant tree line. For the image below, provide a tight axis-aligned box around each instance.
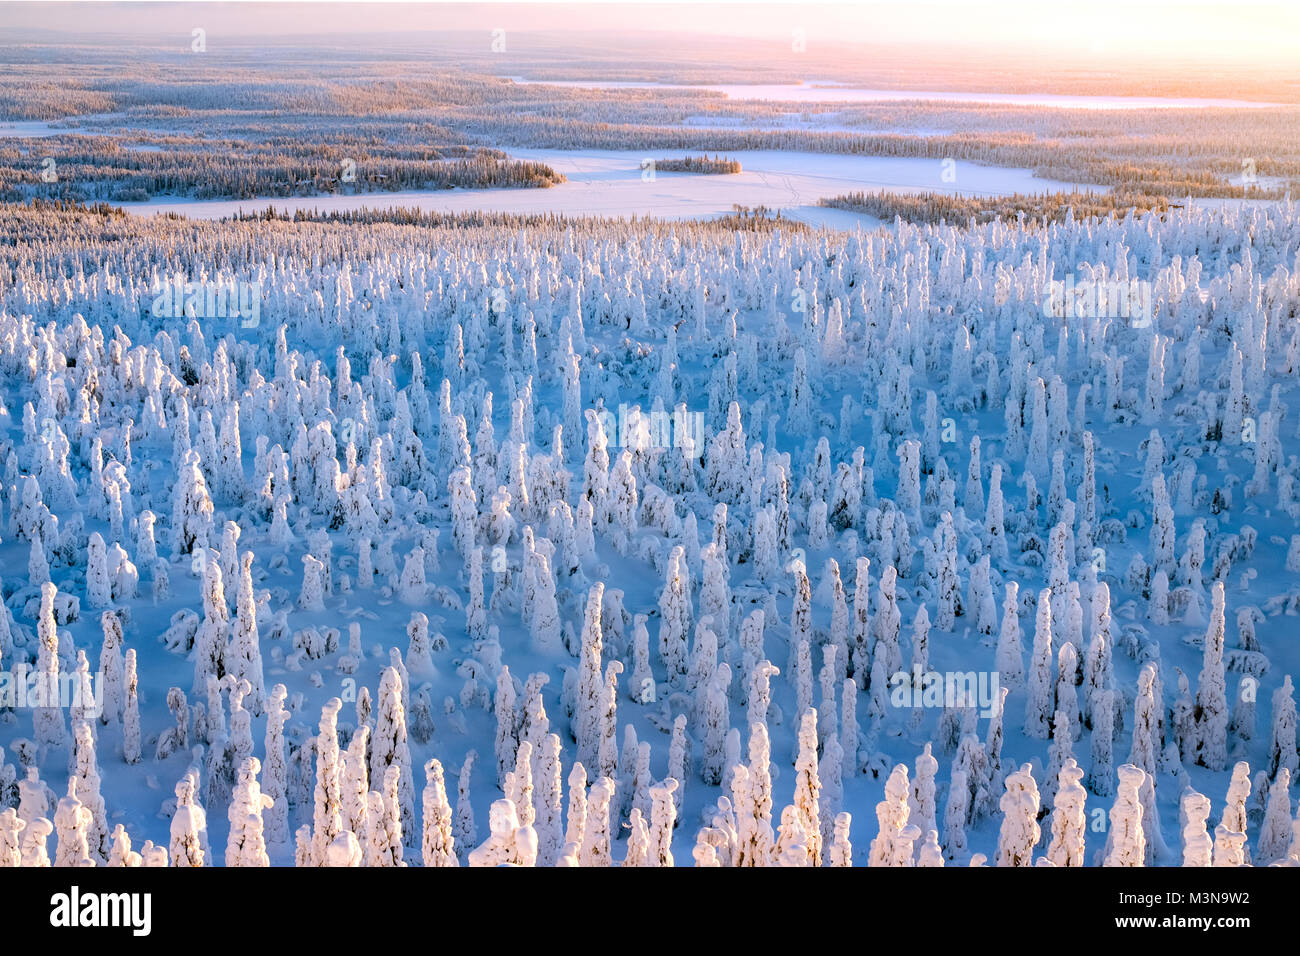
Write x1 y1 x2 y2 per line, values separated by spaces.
0 137 564 203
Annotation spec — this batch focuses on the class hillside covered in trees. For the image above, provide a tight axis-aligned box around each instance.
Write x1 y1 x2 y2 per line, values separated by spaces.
0 193 1298 870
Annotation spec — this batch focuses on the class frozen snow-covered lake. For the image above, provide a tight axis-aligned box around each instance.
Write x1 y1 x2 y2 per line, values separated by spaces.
117 149 1097 227
0 113 127 138
0 119 83 138
504 77 1289 110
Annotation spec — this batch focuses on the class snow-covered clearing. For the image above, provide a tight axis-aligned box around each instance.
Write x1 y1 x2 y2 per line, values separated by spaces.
115 149 1093 226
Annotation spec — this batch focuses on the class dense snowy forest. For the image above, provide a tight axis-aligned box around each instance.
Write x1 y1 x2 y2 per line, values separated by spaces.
1 138 565 204
0 188 1298 868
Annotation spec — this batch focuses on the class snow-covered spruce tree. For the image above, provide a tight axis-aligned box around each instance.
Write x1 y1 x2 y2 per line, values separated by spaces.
529 549 562 654
1043 710 1074 809
323 831 362 867
984 686 1010 811
622 808 649 867
564 760 588 852
873 564 902 679
19 815 53 868
263 684 289 845
311 698 345 866
192 554 228 697
86 533 111 608
935 511 960 630
577 582 608 770
995 764 1041 867
375 765 408 866
1149 473 1176 580
1025 589 1054 739
97 610 125 726
1181 788 1213 867
1089 689 1116 798
53 779 94 868
787 347 812 435
123 649 140 765
746 722 775 861
33 583 67 749
70 721 109 863
455 752 477 858
1258 768 1292 864
405 611 436 679
579 777 615 867
1219 760 1252 864
842 677 860 776
1045 758 1088 867
690 616 721 707
868 764 918 867
421 758 458 867
533 734 564 866
788 558 812 679
647 778 678 867
1269 675 1298 778
508 739 536 830
995 581 1024 689
1129 662 1168 862
701 663 732 787
106 824 139 867
172 448 214 558
731 764 769 868
596 660 625 784
1055 641 1081 742
774 805 810 867
1213 824 1247 867
370 667 415 845
851 556 871 689
699 545 731 646
820 645 841 749
916 828 944 867
227 552 265 715
1149 571 1170 625
169 771 209 868
494 664 518 788
226 757 273 867
1194 581 1230 771
909 743 939 860
792 638 813 735
70 651 97 731
1104 765 1147 867
341 725 370 851
791 708 823 865
985 464 1008 563
296 825 314 867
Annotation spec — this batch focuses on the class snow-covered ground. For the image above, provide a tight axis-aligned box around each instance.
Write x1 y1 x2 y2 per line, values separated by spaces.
0 114 126 139
114 149 1094 226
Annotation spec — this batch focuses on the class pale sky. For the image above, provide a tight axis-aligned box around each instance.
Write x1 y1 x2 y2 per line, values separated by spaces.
2 1 1297 66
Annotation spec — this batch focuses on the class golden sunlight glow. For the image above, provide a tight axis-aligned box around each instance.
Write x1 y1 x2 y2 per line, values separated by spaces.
1 1 1296 69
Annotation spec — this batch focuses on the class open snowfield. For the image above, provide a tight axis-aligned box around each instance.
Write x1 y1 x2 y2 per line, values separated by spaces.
114 149 1093 227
